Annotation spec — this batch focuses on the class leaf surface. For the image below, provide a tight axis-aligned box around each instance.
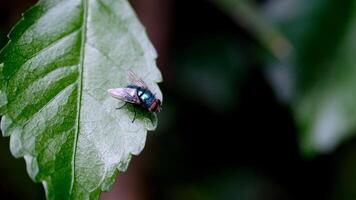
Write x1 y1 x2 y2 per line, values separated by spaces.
0 0 162 199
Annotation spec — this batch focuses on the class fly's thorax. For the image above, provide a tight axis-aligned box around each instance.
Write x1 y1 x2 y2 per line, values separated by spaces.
136 88 155 109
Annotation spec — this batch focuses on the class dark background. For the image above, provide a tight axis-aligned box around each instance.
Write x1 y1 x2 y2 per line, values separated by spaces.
1 0 356 200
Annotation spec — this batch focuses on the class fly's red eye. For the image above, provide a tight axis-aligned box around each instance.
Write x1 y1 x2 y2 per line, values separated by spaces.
149 100 161 112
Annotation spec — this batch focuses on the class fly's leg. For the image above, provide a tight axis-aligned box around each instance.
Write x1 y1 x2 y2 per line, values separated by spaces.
116 102 136 123
116 102 127 110
132 105 137 123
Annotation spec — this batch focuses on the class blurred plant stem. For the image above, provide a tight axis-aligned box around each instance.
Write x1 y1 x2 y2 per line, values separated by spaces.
211 0 293 61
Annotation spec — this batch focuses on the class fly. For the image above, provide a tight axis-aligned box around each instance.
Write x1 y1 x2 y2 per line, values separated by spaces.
108 70 162 123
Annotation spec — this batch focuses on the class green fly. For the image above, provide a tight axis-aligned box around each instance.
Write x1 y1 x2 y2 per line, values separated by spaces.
108 70 162 122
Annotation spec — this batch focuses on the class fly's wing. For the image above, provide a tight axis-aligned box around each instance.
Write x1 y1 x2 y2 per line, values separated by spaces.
128 70 148 89
108 88 140 104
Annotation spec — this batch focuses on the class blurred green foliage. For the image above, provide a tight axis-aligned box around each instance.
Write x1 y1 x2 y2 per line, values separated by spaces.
213 0 356 156
176 34 249 112
263 0 356 156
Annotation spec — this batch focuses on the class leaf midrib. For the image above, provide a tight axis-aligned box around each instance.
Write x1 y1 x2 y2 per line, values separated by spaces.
70 0 88 195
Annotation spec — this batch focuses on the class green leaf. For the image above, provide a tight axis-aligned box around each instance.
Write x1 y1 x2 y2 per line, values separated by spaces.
0 0 162 199
264 0 356 156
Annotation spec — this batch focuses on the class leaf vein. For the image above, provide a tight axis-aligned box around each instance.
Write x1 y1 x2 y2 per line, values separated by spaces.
21 82 76 130
8 28 81 82
87 42 121 69
10 64 78 101
25 29 81 64
70 0 88 195
96 0 149 65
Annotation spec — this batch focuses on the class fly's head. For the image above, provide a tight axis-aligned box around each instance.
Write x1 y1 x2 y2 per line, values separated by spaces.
148 99 162 113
